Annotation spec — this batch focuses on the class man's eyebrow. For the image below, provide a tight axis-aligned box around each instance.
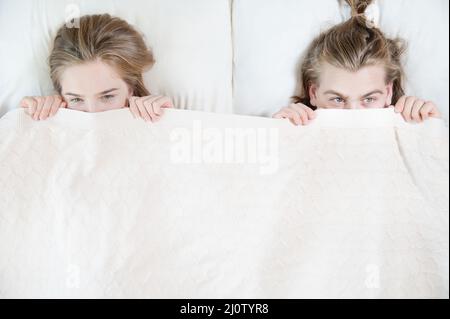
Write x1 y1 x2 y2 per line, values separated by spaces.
63 88 119 97
362 90 383 97
323 90 384 98
323 90 347 98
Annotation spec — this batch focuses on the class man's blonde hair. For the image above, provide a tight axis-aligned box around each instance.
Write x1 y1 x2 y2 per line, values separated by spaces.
294 0 406 109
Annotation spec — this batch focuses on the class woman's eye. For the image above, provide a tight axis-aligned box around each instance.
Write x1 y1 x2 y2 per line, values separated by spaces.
70 98 82 103
101 95 115 101
364 97 376 103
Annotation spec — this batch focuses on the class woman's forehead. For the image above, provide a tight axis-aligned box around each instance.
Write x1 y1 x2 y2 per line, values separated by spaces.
60 60 127 95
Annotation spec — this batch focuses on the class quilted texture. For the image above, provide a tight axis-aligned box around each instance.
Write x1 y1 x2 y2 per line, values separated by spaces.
0 108 448 298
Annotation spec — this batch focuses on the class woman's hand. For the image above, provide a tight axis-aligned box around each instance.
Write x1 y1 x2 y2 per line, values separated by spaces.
128 95 174 122
20 95 67 121
272 103 317 126
394 96 441 123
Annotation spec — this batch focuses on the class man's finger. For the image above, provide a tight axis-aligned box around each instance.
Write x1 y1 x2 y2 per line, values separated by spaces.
394 95 407 113
411 100 425 122
402 96 416 122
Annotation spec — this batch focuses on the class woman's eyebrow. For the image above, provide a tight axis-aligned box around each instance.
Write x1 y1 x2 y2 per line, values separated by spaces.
63 88 119 97
64 92 82 97
97 88 118 95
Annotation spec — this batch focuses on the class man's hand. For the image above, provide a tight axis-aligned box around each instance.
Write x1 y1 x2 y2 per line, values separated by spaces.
394 96 441 123
273 103 317 126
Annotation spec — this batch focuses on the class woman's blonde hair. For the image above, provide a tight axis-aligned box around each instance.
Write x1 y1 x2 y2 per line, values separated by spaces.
293 0 406 109
49 14 154 97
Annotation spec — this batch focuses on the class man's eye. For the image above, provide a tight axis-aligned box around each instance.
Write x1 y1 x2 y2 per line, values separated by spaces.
332 97 345 103
364 97 376 103
70 98 82 103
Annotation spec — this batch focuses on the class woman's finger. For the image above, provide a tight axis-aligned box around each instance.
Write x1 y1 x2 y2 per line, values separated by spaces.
20 96 33 108
33 97 45 120
151 96 173 119
136 98 152 122
143 96 160 120
128 97 140 118
40 96 54 120
20 97 37 116
161 97 174 108
49 96 62 117
29 98 38 116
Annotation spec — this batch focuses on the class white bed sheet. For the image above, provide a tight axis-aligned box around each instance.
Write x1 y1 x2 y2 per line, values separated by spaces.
0 107 448 298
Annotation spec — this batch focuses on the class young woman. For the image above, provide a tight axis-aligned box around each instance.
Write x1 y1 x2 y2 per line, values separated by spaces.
20 14 172 122
273 0 441 125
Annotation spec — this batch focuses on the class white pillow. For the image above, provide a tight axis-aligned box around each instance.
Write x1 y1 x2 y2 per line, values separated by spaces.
1 0 448 122
232 0 342 117
232 0 449 122
378 0 449 122
0 0 233 117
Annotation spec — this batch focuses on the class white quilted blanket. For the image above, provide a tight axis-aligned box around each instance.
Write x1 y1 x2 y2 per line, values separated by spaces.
0 107 448 298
